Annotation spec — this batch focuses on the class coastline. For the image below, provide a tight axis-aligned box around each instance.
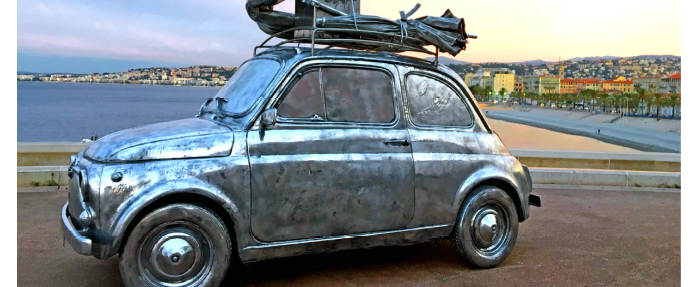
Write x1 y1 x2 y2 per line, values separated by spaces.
17 80 223 88
484 110 680 153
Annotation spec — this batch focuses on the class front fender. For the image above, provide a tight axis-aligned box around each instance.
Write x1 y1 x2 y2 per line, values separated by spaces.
99 178 242 259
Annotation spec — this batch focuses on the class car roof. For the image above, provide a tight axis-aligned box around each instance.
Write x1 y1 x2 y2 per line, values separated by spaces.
254 47 463 83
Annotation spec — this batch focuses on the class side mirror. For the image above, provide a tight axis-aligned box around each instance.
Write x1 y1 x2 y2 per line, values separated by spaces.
261 108 277 128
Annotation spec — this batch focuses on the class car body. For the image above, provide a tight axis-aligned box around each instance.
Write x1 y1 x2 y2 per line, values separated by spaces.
61 47 540 286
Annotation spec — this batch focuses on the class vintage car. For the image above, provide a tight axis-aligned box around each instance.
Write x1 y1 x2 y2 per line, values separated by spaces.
61 46 541 286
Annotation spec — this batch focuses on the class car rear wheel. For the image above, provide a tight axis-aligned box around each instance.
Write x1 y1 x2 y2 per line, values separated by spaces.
119 204 232 287
451 185 518 268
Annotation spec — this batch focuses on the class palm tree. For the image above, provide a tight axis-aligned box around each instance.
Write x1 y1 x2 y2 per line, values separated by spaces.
628 92 640 114
574 92 584 109
669 94 680 118
652 92 663 116
635 87 648 114
499 88 507 101
613 94 624 113
588 89 599 111
484 86 492 101
552 93 560 107
469 84 484 101
598 93 610 112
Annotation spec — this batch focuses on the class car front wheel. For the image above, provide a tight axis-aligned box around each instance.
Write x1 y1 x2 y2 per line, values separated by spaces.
451 185 519 268
119 203 232 287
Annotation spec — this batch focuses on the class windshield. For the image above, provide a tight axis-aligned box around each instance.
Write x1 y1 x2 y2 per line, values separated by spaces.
204 59 281 117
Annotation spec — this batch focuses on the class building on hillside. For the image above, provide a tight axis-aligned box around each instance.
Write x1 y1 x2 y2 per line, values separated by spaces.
574 78 601 91
540 74 561 94
602 76 634 93
621 65 642 73
660 73 681 94
515 76 523 92
493 72 515 98
560 79 577 94
522 75 541 95
476 69 515 100
522 74 560 95
463 73 476 86
633 75 663 93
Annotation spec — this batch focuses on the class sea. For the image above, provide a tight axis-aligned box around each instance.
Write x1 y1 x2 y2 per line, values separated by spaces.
17 81 633 151
17 82 219 142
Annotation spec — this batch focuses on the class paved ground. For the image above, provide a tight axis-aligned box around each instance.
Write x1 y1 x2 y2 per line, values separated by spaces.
485 109 681 153
18 187 680 286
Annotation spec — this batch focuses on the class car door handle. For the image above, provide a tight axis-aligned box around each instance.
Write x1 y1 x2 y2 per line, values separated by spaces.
384 139 411 146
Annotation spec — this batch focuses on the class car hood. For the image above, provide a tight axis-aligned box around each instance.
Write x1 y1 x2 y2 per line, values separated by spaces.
84 118 234 162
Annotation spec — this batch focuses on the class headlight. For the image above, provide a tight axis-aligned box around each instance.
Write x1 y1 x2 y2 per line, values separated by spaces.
79 170 90 202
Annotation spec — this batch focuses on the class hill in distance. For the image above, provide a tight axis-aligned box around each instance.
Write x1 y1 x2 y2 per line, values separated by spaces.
425 55 680 66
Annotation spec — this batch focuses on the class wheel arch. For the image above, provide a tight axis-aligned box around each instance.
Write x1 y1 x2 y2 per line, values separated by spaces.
452 169 526 227
105 179 243 259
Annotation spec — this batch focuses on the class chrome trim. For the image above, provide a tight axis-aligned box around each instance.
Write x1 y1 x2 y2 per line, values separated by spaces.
239 224 452 263
61 203 92 256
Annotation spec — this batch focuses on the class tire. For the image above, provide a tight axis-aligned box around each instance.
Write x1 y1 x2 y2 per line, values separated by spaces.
119 204 232 287
450 185 519 268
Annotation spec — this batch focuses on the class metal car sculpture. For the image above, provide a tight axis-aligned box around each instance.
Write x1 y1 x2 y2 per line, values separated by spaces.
61 1 540 286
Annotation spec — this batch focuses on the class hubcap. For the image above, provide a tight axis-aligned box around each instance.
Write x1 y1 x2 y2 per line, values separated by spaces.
470 202 509 253
151 235 200 279
138 223 212 286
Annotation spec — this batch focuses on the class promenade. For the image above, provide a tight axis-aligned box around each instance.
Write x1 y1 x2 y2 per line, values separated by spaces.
484 109 681 153
18 186 680 286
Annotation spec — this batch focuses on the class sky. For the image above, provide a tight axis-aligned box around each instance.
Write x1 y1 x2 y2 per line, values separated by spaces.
17 0 681 74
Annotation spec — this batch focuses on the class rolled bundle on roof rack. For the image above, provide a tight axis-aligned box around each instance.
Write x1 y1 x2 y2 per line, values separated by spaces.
245 0 473 56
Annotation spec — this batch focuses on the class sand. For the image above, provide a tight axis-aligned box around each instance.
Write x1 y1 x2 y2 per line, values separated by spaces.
481 107 681 153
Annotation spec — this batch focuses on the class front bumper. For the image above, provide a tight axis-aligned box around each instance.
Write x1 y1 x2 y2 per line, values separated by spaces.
61 202 92 256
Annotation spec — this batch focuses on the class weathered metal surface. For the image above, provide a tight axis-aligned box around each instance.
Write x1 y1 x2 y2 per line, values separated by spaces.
83 118 234 163
248 129 415 242
62 47 533 272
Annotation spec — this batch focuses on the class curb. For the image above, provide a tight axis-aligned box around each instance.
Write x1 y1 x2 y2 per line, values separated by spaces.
529 167 680 188
17 166 69 187
533 184 680 193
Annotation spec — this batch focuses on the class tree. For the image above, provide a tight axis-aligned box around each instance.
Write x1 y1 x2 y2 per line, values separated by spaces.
499 88 507 100
669 94 680 118
484 86 492 101
635 87 648 114
598 93 610 112
574 92 583 109
652 92 663 116
587 89 599 111
469 84 484 101
627 93 640 114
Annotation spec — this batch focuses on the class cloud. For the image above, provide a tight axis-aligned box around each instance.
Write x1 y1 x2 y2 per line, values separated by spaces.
17 0 276 67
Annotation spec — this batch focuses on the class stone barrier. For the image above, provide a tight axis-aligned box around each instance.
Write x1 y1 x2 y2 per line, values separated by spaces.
529 168 680 188
16 143 681 188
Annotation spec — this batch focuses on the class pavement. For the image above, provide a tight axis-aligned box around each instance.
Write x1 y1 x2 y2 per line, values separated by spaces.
18 186 680 286
484 109 681 153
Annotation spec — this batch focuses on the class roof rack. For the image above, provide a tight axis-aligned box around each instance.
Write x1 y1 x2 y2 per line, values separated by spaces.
254 26 441 65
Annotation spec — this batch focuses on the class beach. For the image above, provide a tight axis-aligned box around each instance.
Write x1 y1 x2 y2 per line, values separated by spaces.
480 104 681 153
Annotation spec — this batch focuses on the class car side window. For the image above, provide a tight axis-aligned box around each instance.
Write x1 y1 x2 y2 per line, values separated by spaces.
322 68 395 123
277 70 324 119
405 74 473 128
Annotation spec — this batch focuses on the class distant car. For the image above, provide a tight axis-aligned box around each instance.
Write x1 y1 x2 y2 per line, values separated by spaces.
561 104 567 108
551 104 556 108
61 47 540 287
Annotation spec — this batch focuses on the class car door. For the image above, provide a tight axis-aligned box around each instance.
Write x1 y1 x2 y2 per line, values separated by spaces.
248 62 415 242
399 67 498 227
